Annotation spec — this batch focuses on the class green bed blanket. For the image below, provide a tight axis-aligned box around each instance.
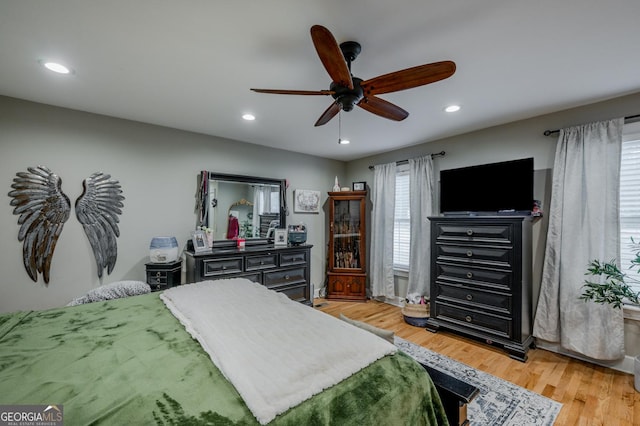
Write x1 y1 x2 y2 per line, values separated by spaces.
0 292 447 425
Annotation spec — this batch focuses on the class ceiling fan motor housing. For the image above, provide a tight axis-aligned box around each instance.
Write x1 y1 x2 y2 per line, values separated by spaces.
330 77 364 111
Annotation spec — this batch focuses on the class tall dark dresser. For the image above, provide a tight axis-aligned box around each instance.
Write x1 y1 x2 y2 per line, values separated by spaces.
425 216 533 361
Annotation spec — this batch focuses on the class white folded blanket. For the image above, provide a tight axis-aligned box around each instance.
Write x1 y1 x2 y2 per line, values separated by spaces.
160 278 396 424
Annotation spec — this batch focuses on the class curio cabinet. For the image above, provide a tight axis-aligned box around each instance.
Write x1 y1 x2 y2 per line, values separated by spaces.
327 191 367 301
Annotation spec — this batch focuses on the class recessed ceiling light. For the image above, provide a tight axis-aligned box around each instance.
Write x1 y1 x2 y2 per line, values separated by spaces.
444 105 461 113
338 138 350 145
242 113 255 121
42 61 71 74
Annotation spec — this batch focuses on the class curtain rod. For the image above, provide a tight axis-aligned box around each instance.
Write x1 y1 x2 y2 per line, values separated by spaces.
543 114 640 136
368 151 446 170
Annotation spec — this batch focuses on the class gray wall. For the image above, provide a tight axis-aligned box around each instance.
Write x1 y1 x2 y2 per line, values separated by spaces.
346 91 640 303
0 96 346 313
344 91 640 369
3 90 640 319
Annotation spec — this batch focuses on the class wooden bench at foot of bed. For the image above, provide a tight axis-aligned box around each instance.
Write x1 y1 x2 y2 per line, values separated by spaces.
420 362 479 426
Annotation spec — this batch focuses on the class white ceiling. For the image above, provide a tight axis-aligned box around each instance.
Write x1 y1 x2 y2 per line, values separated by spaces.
1 1 639 161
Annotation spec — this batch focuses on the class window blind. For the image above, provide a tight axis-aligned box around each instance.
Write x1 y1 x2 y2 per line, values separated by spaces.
620 124 640 293
393 169 410 269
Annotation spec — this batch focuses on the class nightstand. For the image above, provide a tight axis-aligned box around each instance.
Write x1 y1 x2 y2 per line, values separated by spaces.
145 260 182 291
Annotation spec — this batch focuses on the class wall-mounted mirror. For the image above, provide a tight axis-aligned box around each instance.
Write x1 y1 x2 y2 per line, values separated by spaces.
197 172 286 244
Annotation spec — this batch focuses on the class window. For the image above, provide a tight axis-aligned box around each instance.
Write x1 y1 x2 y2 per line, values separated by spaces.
393 166 410 270
620 121 640 294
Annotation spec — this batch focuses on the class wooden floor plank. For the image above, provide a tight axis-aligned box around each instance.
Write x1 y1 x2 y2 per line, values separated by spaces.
314 298 640 425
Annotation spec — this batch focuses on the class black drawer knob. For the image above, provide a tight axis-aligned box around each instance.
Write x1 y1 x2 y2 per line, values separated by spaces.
466 272 473 279
466 250 473 257
466 229 474 236
466 294 473 301
155 272 162 277
465 315 473 323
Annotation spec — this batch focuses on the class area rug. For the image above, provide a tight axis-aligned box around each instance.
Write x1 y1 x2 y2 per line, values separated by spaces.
395 337 562 425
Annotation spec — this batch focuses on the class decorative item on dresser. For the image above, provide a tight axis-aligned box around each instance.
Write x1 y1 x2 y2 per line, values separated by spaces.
185 244 313 305
145 259 182 291
326 190 367 301
426 216 534 361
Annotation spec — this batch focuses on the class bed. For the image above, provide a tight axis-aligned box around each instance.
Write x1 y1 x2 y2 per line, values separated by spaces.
0 278 448 425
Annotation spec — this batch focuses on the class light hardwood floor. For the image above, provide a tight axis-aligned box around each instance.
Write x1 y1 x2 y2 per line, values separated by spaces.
314 298 640 426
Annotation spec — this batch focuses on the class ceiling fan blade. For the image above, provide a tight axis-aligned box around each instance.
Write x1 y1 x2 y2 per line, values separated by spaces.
314 102 341 127
310 25 353 90
251 88 334 96
361 61 456 95
358 96 409 121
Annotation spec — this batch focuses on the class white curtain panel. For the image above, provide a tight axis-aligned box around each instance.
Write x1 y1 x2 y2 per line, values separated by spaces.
371 162 396 298
533 118 624 360
406 156 436 302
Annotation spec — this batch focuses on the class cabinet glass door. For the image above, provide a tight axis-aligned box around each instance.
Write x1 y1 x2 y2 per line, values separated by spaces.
332 199 362 269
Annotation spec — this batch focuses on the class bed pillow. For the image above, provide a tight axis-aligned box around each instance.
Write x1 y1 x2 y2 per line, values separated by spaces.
67 280 151 306
339 313 395 344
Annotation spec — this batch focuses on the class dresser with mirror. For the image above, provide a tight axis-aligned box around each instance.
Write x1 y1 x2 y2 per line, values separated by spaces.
186 172 313 305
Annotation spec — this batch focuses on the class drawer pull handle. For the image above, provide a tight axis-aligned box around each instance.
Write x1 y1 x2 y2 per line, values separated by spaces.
156 272 162 277
466 294 473 301
222 266 227 270
465 315 473 323
466 229 474 236
284 275 290 280
466 250 473 257
260 261 264 265
466 272 473 279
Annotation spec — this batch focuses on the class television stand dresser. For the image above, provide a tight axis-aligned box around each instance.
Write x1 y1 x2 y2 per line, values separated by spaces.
426 216 533 361
185 243 313 306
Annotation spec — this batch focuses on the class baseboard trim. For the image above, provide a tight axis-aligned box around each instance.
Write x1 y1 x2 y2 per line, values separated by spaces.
371 295 405 307
536 339 635 374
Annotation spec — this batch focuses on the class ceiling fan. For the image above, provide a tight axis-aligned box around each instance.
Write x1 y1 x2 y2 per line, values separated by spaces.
251 25 456 127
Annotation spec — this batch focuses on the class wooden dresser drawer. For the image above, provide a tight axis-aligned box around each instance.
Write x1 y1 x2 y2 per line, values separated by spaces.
245 253 278 271
147 271 167 285
185 244 313 306
435 222 513 244
280 250 308 266
435 263 512 290
435 282 512 315
276 283 308 303
435 244 513 267
436 302 513 340
202 257 243 276
263 267 306 289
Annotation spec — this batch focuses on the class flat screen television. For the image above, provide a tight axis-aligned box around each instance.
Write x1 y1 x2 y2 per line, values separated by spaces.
439 157 533 215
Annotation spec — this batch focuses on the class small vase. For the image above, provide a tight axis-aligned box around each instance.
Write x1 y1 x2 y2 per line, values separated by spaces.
206 232 214 248
333 176 340 192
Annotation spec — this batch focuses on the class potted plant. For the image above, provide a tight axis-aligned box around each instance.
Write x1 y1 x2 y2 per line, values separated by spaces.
580 238 640 390
581 238 640 307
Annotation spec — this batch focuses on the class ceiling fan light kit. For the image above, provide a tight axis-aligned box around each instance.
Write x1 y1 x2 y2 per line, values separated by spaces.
250 25 456 127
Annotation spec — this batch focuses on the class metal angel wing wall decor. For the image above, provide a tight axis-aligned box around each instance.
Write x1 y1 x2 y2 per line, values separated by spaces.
8 167 125 284
75 172 125 279
8 166 71 283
